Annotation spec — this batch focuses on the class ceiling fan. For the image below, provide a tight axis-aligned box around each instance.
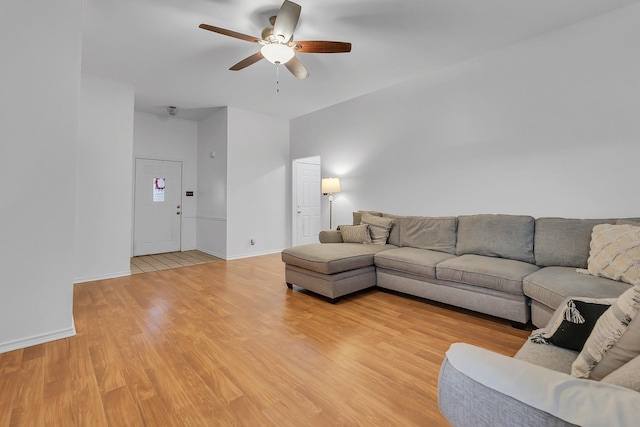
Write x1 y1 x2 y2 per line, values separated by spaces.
199 0 351 79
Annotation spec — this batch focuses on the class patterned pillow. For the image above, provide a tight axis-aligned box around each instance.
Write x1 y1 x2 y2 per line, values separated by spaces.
587 224 640 286
339 224 372 244
361 213 393 245
530 297 614 352
572 285 640 379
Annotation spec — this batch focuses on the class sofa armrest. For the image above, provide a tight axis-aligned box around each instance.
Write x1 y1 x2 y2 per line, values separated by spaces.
319 229 343 243
438 343 640 427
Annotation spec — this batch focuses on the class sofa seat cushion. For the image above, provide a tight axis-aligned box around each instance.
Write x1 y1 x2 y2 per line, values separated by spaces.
515 339 578 374
374 247 456 279
281 243 396 275
602 354 640 392
523 266 631 312
436 254 539 296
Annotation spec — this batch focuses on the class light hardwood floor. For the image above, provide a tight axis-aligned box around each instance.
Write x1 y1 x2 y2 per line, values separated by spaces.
0 253 529 426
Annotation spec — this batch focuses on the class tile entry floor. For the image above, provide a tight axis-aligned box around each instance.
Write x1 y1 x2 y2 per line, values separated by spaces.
130 250 223 274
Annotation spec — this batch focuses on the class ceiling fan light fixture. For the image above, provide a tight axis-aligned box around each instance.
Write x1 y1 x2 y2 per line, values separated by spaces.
260 43 294 65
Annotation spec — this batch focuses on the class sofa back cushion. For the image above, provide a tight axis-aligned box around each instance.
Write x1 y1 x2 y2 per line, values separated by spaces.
456 214 535 263
399 216 458 254
535 218 616 268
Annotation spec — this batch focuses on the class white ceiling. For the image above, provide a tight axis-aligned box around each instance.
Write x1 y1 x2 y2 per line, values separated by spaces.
81 0 639 120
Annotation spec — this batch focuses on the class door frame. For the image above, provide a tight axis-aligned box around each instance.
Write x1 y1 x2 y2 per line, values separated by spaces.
292 156 321 246
132 157 184 256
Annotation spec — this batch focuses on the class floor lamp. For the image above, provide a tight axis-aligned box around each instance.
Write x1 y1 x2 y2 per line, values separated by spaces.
322 177 341 229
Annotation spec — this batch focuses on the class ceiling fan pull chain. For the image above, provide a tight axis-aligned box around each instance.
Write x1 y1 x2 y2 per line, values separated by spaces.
276 62 281 93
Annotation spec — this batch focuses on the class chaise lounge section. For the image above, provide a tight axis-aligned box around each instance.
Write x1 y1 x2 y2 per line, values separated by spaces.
281 242 396 302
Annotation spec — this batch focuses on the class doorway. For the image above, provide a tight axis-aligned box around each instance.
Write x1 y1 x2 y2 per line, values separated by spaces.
133 158 182 256
292 156 321 246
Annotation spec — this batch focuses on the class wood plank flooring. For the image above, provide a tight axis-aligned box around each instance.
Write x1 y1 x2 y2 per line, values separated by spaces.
0 253 529 426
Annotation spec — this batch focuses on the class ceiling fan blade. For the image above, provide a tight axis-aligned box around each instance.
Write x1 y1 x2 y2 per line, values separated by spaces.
284 56 308 79
292 41 352 54
230 51 264 71
273 0 301 43
199 24 261 44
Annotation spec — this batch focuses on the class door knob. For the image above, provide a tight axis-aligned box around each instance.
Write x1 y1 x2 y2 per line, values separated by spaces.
297 205 302 213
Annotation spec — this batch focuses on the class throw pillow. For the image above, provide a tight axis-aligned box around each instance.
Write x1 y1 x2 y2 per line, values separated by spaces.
572 285 640 379
361 213 393 245
601 354 640 392
587 224 640 286
530 298 614 352
339 224 372 244
589 296 640 380
352 210 382 225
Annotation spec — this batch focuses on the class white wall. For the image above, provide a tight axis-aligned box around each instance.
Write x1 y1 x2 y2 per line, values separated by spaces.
133 112 198 251
226 107 289 259
75 76 134 283
196 108 228 258
291 4 640 228
195 107 289 259
0 0 81 352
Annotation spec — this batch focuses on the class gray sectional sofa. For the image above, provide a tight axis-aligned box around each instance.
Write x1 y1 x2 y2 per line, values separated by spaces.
281 211 638 327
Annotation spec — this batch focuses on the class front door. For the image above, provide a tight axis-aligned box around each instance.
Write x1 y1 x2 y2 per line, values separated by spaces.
294 158 321 246
133 159 182 256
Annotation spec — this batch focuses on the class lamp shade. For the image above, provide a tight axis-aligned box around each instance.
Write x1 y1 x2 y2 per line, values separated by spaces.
260 43 295 65
322 177 341 194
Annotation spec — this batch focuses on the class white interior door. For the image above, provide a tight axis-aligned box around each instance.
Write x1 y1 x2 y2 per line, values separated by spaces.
134 159 182 256
294 159 321 246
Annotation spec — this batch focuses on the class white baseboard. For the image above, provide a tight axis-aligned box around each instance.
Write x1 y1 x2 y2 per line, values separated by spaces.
194 247 282 261
196 247 226 259
74 270 131 284
0 322 77 354
226 249 283 260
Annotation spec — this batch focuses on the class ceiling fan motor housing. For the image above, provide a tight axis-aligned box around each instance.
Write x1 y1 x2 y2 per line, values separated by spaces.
261 26 274 42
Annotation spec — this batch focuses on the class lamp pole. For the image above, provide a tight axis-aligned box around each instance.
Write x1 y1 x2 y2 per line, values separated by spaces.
321 177 341 230
329 193 334 229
